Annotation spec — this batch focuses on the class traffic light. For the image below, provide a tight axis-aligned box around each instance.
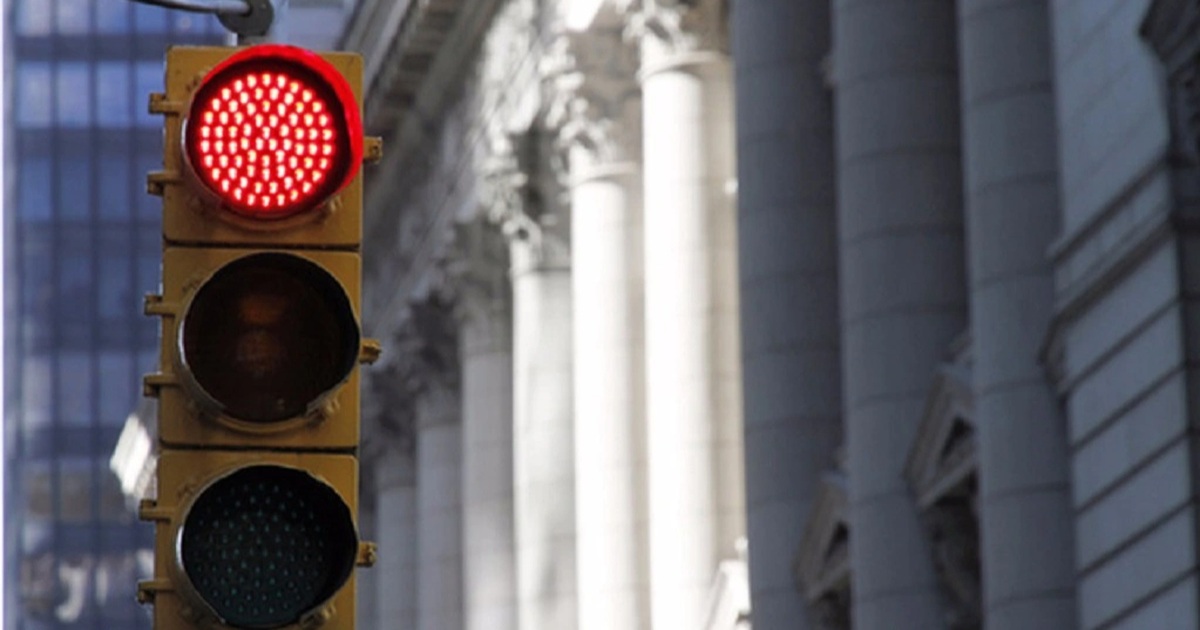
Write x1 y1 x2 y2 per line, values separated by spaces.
138 44 380 630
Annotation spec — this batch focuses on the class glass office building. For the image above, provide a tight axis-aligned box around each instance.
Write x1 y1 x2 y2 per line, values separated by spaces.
3 3 223 628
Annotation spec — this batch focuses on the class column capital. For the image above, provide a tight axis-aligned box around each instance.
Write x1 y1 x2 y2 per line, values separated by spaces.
444 217 513 353
480 131 571 272
362 361 417 460
544 21 642 177
387 289 462 429
618 0 729 67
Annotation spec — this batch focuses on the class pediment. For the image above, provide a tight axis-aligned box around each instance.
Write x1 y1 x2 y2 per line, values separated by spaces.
906 360 976 510
795 471 850 602
1142 0 1200 68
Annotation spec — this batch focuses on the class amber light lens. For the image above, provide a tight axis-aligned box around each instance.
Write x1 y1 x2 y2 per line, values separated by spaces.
180 253 359 423
179 465 357 629
184 45 360 219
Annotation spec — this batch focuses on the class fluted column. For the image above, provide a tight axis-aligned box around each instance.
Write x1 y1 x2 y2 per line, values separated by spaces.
453 219 518 630
832 0 966 628
731 0 841 627
357 471 379 630
485 136 577 630
547 16 649 629
375 449 418 629
396 293 465 630
415 385 463 630
622 1 745 626
958 2 1076 627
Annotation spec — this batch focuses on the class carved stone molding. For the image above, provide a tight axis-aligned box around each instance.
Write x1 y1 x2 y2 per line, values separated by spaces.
618 0 730 59
795 467 851 626
1142 0 1200 215
923 498 982 630
388 287 462 430
543 17 642 173
444 217 513 353
811 588 851 630
905 344 976 511
904 334 981 629
362 361 417 461
480 130 571 271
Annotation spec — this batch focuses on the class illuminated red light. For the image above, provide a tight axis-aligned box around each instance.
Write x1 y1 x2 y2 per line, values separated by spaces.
183 45 362 219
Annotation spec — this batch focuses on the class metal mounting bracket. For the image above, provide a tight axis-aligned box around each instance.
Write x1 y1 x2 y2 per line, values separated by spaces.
218 0 274 40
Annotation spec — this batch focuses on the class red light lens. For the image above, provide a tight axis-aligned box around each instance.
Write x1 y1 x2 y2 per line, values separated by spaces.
184 46 361 219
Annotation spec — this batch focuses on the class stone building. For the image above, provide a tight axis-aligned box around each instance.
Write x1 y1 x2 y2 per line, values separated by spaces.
105 0 1200 628
341 0 1200 628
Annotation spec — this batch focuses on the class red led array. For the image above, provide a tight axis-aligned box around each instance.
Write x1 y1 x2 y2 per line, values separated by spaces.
190 68 340 217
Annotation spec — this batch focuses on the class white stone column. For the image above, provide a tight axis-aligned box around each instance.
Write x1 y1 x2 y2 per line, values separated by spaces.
832 0 966 628
415 386 464 630
356 476 379 630
454 220 518 630
548 19 649 630
624 2 745 627
395 292 466 630
958 1 1076 628
486 137 577 630
731 0 842 627
375 450 418 629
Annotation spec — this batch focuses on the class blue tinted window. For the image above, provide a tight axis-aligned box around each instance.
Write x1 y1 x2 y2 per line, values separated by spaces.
59 154 94 220
98 242 134 323
97 0 131 33
18 158 52 221
59 354 96 428
57 63 93 128
17 63 53 127
98 142 133 218
134 62 163 128
56 0 92 35
134 3 169 32
16 2 52 36
97 64 132 127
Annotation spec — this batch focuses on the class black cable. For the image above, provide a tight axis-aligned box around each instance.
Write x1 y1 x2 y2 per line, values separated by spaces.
129 0 249 16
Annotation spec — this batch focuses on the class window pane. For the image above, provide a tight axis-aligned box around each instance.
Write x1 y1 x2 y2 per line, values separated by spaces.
97 229 134 324
17 63 52 127
97 64 132 127
57 63 93 128
97 0 131 33
56 0 92 34
59 354 95 428
98 353 135 428
16 2 52 36
58 153 94 220
18 158 52 222
134 3 169 32
134 63 162 128
97 137 132 218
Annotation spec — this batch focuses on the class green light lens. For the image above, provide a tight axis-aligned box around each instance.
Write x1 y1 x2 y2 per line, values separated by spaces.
179 465 357 628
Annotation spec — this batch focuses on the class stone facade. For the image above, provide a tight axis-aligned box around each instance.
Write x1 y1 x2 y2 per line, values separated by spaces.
339 0 1200 628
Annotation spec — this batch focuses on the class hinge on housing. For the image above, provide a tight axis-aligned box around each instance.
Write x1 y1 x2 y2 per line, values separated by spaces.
146 170 181 197
148 92 183 115
143 293 177 317
136 579 173 605
364 137 383 164
359 338 382 365
357 541 378 567
143 373 176 397
138 498 172 523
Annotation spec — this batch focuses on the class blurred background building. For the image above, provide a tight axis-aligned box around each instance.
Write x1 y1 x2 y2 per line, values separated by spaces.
8 0 1200 629
2 4 224 628
0 1 355 629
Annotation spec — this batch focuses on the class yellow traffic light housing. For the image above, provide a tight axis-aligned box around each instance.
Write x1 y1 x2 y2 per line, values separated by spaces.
139 44 379 630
